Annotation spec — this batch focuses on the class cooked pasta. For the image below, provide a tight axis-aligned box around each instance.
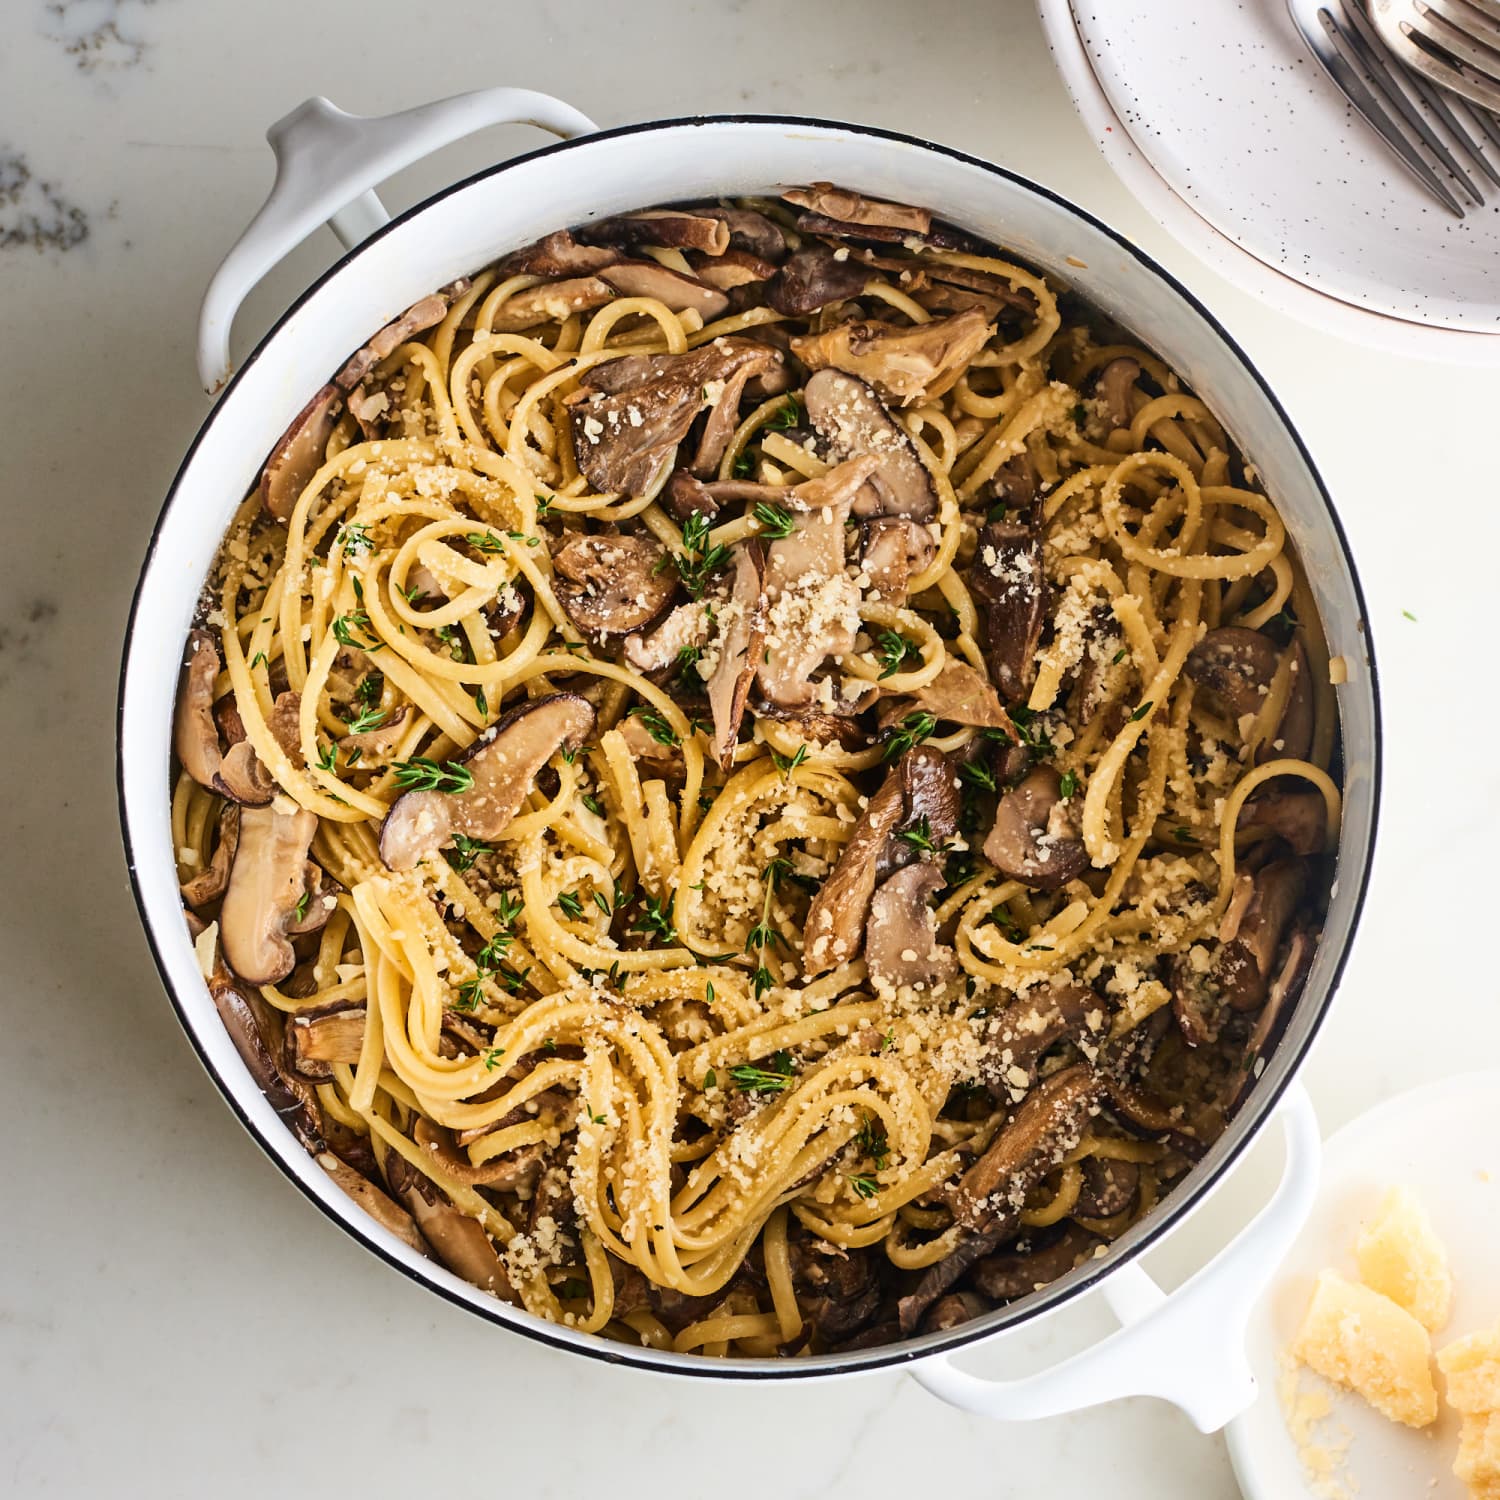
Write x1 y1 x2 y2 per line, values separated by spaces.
173 184 1341 1354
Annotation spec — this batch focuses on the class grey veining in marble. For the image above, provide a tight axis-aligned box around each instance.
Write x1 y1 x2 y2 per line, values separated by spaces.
3 2 1499 1497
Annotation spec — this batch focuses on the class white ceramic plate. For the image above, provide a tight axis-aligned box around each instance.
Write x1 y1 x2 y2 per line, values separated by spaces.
1227 1071 1500 1499
1069 0 1500 333
1036 0 1500 365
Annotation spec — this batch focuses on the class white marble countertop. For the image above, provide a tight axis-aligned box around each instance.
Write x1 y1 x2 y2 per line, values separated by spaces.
4 2 1498 1496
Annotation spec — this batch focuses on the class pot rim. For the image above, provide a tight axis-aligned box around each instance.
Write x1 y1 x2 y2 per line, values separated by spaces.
116 111 1383 1379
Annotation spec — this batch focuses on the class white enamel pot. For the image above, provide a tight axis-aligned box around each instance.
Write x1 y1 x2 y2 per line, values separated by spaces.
117 88 1381 1427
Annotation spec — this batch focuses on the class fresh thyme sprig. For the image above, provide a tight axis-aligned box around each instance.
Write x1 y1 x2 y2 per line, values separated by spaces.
668 512 731 599
752 501 797 540
875 629 922 680
391 757 474 794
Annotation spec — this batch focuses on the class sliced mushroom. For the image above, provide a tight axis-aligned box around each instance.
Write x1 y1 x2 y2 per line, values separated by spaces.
499 229 622 278
896 1218 1013 1334
206 960 319 1141
971 1224 1103 1302
315 1150 427 1256
968 518 1047 700
765 244 871 315
689 248 778 290
704 541 767 770
1239 787 1327 856
896 743 961 850
1184 628 1313 762
983 766 1088 892
751 457 878 709
859 517 935 601
286 1000 367 1077
551 533 677 639
866 862 957 992
181 803 240 908
489 275 616 332
703 205 787 261
1235 926 1316 1106
1095 356 1140 430
790 307 993 407
952 1063 1104 1230
788 1233 882 1343
568 339 780 497
983 982 1096 1099
380 693 597 871
756 703 872 751
692 357 763 477
579 209 731 256
338 705 410 765
413 1117 545 1192
802 763 908 976
615 710 685 779
1073 1155 1140 1220
260 383 341 522
385 1154 517 1300
335 290 457 392
886 656 1013 732
176 630 277 806
662 470 720 524
218 806 323 985
598 260 729 320
783 182 931 239
803 370 938 520
920 1291 992 1333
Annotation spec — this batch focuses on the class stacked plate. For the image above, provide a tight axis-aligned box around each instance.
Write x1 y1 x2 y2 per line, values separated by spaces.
1037 0 1500 364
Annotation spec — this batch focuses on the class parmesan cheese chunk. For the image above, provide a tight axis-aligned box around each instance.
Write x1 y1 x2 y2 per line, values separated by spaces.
1355 1185 1452 1332
1440 1322 1500 1416
1456 1412 1500 1500
1291 1269 1438 1427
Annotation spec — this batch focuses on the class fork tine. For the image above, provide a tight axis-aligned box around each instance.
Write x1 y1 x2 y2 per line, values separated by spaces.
1401 50 1500 184
1315 8 1466 213
1342 0 1486 199
1371 10 1500 112
1422 0 1500 54
1419 6 1500 73
1461 95 1500 148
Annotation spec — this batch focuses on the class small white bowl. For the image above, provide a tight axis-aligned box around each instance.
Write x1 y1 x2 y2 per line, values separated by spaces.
1036 0 1500 367
1226 1070 1500 1500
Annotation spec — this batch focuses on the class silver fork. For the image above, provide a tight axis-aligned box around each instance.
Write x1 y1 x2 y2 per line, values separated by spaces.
1371 0 1500 114
1287 0 1500 217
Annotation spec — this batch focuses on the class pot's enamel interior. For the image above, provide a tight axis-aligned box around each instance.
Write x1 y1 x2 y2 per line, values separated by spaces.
118 117 1379 1378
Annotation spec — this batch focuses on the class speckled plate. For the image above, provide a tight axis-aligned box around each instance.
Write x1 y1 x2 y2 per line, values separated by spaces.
1068 0 1500 333
1226 1071 1500 1500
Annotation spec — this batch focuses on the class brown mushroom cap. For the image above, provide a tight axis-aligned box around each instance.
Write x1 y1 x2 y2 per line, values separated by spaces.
971 1224 1103 1302
859 517 935 601
1185 628 1313 762
384 1154 517 1299
982 982 1096 1099
982 766 1088 892
379 692 597 871
804 370 938 521
579 209 731 256
335 291 456 392
498 229 621 278
550 532 678 639
181 802 239 908
968 518 1047 701
1239 787 1327 856
413 1117 546 1192
260 383 341 523
703 206 787 261
953 1063 1104 1229
866 861 957 993
790 307 993 408
1074 1156 1140 1219
705 541 767 770
766 245 871 316
219 805 322 985
691 248 779 291
175 631 279 806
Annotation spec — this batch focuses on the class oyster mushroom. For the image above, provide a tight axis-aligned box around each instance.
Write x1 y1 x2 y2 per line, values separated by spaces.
967 517 1047 700
885 656 1013 732
624 599 713 674
335 288 460 392
338 705 411 765
782 182 932 240
219 806 331 985
866 862 957 992
579 209 731 255
858 517 935 601
260 384 341 522
180 803 240 908
982 766 1088 892
498 229 622 278
765 244 871 315
790 306 993 407
951 1063 1104 1230
380 693 597 871
1184 628 1313 762
414 1117 546 1193
490 276 616 332
567 339 781 497
1095 356 1141 430
384 1154 517 1299
803 370 938 520
285 1000 367 1079
597 260 729 320
703 541 767 770
316 1151 427 1256
551 532 678 639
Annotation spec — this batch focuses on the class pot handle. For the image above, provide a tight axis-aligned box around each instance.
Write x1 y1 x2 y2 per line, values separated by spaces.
910 1082 1320 1433
197 88 599 393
